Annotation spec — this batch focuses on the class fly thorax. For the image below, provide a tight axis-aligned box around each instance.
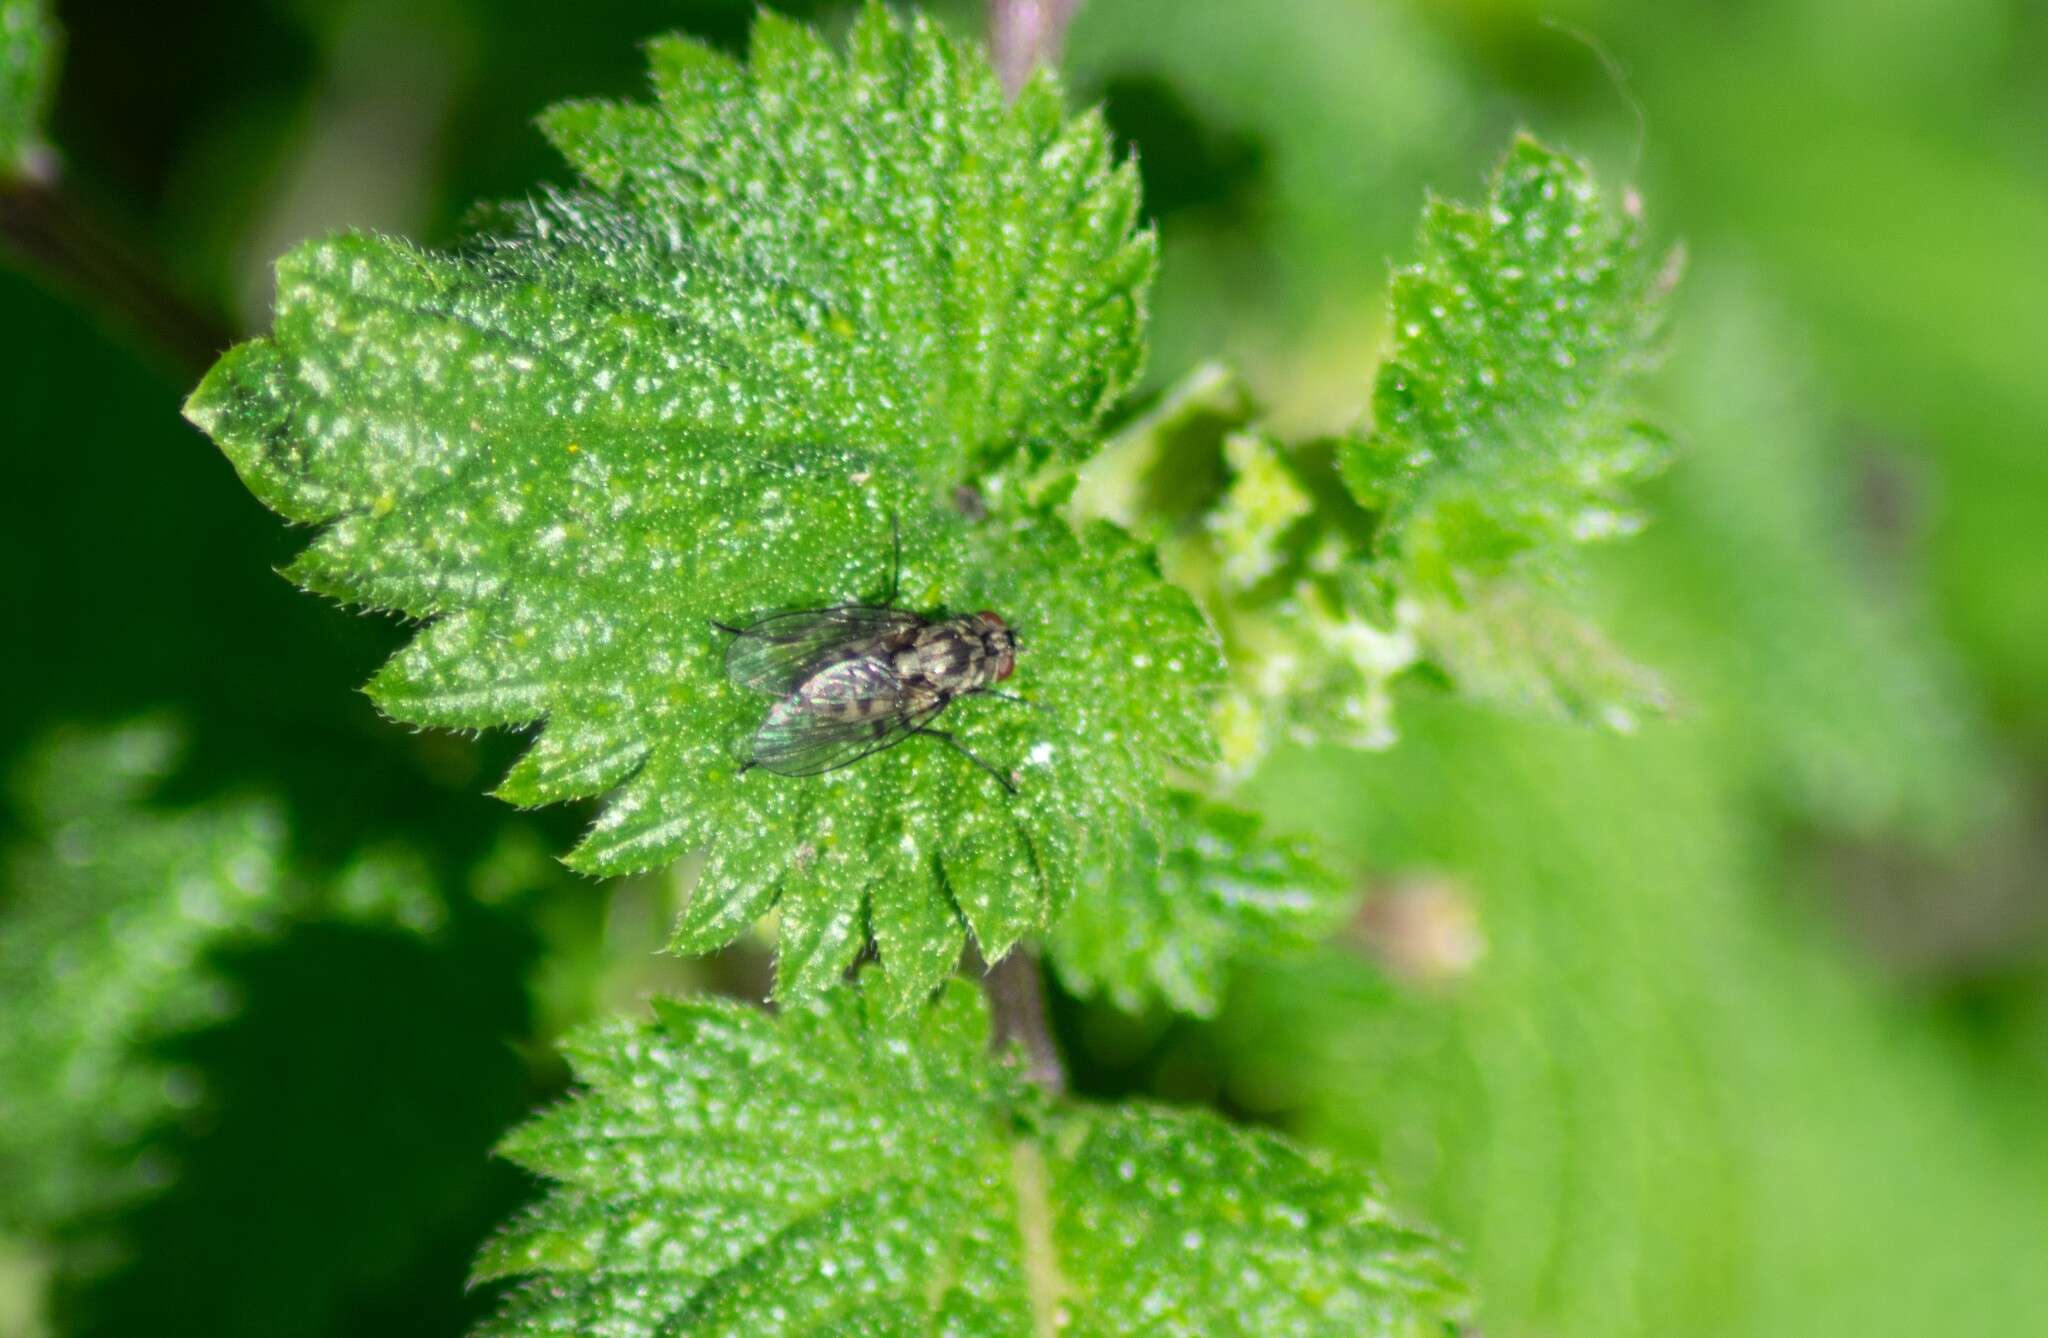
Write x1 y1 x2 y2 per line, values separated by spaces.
903 621 973 691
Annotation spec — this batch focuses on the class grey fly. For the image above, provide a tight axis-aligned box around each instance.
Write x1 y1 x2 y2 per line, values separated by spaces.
712 524 1024 793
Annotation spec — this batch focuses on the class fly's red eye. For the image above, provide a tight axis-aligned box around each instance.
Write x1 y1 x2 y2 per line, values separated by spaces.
976 610 1007 629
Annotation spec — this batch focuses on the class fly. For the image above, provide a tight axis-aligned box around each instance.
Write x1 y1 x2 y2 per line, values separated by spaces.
712 520 1026 794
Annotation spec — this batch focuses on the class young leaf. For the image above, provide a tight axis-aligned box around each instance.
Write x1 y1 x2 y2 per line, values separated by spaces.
0 0 56 178
1048 796 1351 1016
1075 137 1683 771
0 721 286 1234
1122 139 1679 758
1068 360 1254 542
473 980 1464 1335
183 5 1221 1007
1343 134 1676 592
1336 134 1678 734
1073 373 1416 772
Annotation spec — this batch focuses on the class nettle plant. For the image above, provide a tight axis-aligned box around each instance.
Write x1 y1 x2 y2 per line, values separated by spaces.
178 5 1674 1331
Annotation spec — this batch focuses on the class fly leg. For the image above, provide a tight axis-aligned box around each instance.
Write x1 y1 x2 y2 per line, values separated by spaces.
864 511 902 608
710 619 745 635
915 726 1017 795
885 512 900 606
974 688 1050 716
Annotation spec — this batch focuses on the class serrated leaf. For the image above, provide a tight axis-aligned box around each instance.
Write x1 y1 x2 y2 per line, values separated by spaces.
1331 134 1677 732
1049 796 1351 1017
0 721 288 1234
1075 156 1682 763
0 0 56 178
473 979 1464 1335
1343 134 1676 588
183 4 1221 1006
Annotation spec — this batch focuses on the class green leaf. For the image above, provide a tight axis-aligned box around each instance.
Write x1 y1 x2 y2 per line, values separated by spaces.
0 720 287 1234
183 4 1221 1006
473 979 1464 1335
1075 388 1428 770
1049 796 1351 1016
1072 139 1681 774
1071 367 1407 773
1068 360 1255 543
1335 134 1678 730
1343 134 1676 588
0 0 56 178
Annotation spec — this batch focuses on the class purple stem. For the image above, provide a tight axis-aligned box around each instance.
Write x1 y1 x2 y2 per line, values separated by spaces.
981 948 1067 1093
988 0 1083 98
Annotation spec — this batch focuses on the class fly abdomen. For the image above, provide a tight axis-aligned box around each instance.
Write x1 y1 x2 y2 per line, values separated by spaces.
791 655 905 714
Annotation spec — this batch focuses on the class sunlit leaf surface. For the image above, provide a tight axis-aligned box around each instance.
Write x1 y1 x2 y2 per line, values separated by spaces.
473 980 1463 1335
185 4 1221 1007
1063 138 1677 772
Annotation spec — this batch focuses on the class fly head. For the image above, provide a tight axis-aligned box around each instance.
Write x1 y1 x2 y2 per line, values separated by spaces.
973 611 1018 683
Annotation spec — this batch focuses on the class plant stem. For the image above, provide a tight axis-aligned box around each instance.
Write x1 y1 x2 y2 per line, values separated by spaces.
987 0 1083 98
0 172 233 378
1008 1138 1067 1336
980 15 1080 1117
981 948 1066 1093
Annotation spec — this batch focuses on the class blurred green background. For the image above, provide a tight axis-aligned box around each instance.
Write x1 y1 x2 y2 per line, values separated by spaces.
2 1 2044 1335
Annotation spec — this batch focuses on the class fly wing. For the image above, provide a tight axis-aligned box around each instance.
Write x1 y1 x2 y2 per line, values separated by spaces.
722 606 924 695
746 692 945 777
